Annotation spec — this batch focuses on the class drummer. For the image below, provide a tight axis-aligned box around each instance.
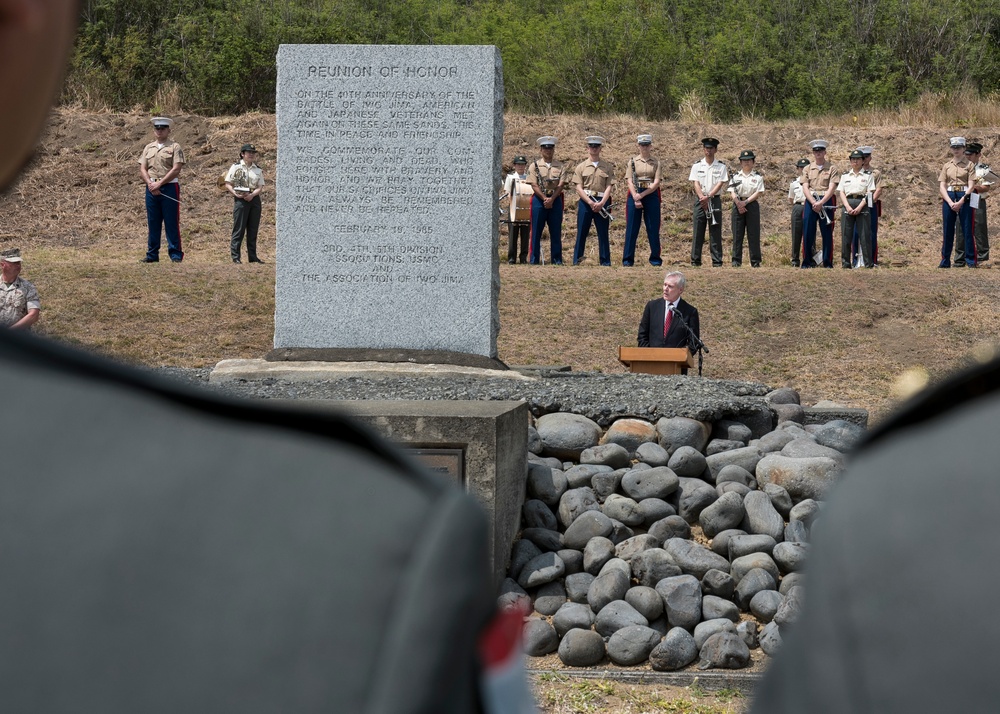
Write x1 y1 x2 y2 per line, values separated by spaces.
501 155 531 264
622 134 663 267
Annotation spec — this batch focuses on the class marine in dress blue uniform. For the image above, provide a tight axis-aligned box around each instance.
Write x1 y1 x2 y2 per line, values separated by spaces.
526 136 565 265
138 116 185 263
572 136 614 266
800 139 839 268
623 134 662 266
938 136 975 268
957 142 992 265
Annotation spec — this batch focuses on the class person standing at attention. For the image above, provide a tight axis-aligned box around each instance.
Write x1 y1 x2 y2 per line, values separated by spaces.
688 138 728 267
622 134 663 267
224 143 265 264
139 117 185 263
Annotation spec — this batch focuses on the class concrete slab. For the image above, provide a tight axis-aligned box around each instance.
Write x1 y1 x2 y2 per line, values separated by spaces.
209 358 535 383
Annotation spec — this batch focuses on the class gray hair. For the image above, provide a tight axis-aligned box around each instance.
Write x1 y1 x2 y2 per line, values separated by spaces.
664 271 686 289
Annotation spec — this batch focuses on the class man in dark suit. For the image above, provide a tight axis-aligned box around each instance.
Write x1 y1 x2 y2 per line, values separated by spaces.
637 270 700 350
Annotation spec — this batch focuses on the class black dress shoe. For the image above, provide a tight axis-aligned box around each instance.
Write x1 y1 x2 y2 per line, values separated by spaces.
249 258 265 264
140 257 158 263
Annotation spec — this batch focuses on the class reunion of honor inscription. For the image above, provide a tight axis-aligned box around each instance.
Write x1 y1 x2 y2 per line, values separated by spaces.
275 45 503 358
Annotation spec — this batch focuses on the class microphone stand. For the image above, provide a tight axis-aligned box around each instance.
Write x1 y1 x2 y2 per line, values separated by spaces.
669 306 709 376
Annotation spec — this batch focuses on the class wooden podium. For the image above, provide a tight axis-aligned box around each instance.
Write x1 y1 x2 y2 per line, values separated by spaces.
618 347 694 375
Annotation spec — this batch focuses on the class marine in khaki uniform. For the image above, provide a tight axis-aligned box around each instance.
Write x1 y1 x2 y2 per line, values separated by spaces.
688 137 729 267
938 136 975 268
788 158 810 266
623 134 663 266
728 149 765 267
525 136 566 265
800 139 840 268
960 142 992 265
571 136 615 266
838 150 878 268
138 116 186 263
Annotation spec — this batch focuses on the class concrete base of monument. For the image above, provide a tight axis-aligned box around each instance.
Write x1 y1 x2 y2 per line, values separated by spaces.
266 347 507 371
281 399 528 590
209 358 535 384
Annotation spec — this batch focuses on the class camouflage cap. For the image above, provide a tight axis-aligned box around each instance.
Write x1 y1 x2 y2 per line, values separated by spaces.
1 248 22 263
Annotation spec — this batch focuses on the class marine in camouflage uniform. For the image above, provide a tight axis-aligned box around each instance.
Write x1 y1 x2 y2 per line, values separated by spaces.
0 249 40 329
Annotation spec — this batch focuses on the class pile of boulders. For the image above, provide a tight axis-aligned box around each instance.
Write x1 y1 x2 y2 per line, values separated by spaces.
500 387 865 670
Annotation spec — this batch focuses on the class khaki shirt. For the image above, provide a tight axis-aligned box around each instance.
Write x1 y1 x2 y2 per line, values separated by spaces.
573 160 614 195
224 160 265 193
0 276 40 328
526 159 565 195
628 156 661 189
938 159 971 188
688 159 729 193
139 140 185 182
802 162 840 195
788 179 806 204
730 170 765 199
839 168 877 197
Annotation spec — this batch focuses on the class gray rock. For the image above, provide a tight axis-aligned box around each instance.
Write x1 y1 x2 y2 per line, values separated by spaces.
580 443 632 470
518 552 566 589
707 446 763 483
677 479 719 523
712 419 752 445
779 572 805 596
706 438 744 456
656 417 710 455
701 569 735 599
557 487 601 529
527 425 543 455
601 418 657 455
637 498 676 526
772 403 805 424
587 569 631 613
621 466 680 500
773 586 803 627
756 429 797 454
777 422 809 437
615 534 660 562
523 618 559 656
694 618 738 649
527 462 567 507
765 387 800 405
602 494 644 527
648 515 691 543
665 538 731 579
607 625 662 666
537 412 603 460
740 407 776 439
756 453 840 501
789 499 821 526
509 539 542 580
649 626 699 671
716 464 757 488
522 499 558 531
762 483 793 519
563 463 613 489
565 572 596 603
737 620 759 649
701 595 740 623
699 631 751 669
557 549 584 575
498 578 531 613
655 574 703 630
813 419 865 453
564 510 614 550
558 628 606 666
710 529 746 557
552 601 596 636
667 446 709 478
772 541 809 573
595 599 649 637
749 590 784 623
734 567 777 610
608 520 635 545
534 581 567 616
592 470 624 501
780 437 844 461
631 548 682 588
598 557 632 579
743 490 785 541
728 534 777 560
731 552 781 584
759 621 782 655
626 585 665 621
699 491 746 538
717 482 751 498
635 441 670 467
583 536 616 575
528 453 564 470
784 520 809 544
648 616 670 636
521 527 564 552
